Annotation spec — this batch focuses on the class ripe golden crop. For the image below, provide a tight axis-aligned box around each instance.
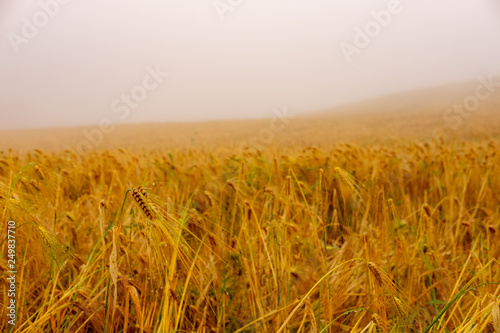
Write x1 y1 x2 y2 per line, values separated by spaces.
0 136 499 332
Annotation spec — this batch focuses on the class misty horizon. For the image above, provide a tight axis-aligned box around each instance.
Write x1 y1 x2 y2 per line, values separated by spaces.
1 0 500 130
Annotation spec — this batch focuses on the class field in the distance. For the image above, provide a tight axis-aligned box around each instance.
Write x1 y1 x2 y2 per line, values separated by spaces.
1 83 500 332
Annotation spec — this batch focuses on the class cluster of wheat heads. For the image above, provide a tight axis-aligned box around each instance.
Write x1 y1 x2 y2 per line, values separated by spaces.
0 138 499 332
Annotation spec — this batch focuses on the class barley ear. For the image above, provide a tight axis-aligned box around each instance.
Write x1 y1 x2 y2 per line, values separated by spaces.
131 186 154 220
284 175 291 197
372 313 388 333
368 262 383 288
109 226 119 322
387 198 398 221
128 285 143 333
492 300 500 333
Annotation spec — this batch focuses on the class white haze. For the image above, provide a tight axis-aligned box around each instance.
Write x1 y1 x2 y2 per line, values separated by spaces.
0 0 499 129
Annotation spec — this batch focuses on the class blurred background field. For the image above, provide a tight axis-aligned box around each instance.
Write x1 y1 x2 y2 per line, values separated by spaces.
1 78 500 152
1 90 500 332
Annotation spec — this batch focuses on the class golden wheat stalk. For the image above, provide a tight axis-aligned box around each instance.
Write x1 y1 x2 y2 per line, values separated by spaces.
367 262 402 298
392 296 407 319
37 226 68 268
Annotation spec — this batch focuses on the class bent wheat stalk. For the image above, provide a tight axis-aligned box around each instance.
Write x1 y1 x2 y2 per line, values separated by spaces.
276 258 363 333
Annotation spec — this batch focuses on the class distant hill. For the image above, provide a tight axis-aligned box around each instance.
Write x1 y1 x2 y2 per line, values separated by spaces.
1 78 499 152
308 77 500 135
317 77 500 117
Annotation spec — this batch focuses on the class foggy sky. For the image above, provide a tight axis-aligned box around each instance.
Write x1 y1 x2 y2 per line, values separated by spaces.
1 0 500 130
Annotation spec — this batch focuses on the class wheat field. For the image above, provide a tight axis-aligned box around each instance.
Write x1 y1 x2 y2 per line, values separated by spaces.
1 114 500 332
